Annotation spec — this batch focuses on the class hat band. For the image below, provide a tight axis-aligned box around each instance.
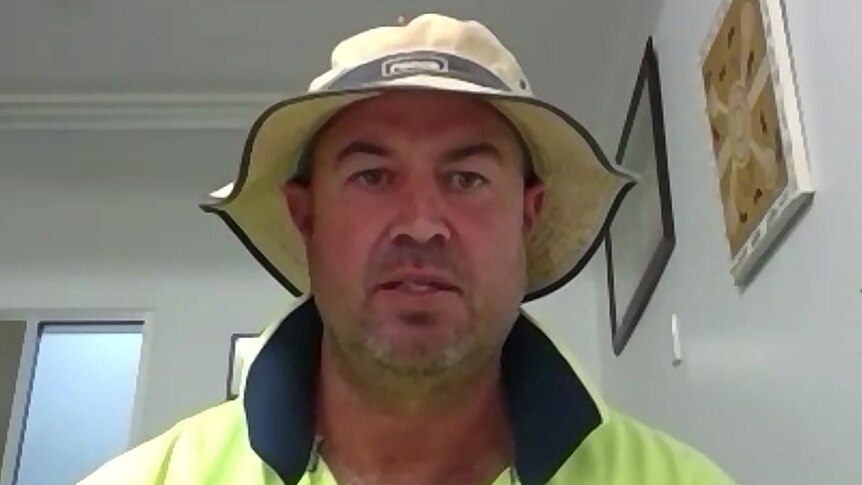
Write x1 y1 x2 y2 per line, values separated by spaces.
321 50 513 92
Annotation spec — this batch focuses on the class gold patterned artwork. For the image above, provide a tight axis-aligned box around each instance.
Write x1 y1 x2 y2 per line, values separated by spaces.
702 0 786 254
700 0 813 285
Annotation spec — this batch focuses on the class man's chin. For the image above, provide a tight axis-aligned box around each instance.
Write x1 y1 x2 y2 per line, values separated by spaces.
362 331 475 378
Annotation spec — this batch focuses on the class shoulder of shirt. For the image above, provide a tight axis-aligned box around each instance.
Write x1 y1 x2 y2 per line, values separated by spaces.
551 407 736 485
77 399 252 485
78 398 735 485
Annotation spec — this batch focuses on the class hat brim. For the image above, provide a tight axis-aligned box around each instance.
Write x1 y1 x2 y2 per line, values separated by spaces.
202 76 636 302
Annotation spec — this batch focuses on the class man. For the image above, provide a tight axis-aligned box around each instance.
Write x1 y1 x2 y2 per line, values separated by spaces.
81 13 733 485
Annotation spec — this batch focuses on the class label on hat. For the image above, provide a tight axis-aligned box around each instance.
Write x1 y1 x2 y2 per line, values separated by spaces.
382 54 449 78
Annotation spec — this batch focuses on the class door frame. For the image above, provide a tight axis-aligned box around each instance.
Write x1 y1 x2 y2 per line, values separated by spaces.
0 309 153 485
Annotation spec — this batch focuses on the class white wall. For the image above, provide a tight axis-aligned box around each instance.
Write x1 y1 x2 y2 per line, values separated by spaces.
523 259 604 388
0 322 26 458
598 1 862 483
0 131 290 442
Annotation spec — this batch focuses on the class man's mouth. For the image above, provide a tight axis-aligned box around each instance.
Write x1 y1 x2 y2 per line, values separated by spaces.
377 276 461 295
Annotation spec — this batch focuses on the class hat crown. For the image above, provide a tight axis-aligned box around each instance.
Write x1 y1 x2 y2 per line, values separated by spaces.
309 13 530 94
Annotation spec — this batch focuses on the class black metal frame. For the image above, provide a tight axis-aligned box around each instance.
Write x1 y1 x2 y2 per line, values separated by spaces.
606 38 676 356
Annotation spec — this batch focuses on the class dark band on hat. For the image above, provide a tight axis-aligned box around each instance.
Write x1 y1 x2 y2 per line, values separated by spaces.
321 51 514 92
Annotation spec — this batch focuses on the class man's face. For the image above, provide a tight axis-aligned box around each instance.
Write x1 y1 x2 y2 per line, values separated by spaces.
285 90 544 380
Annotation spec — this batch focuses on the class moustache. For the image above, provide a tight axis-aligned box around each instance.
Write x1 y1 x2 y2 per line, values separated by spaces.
368 237 464 281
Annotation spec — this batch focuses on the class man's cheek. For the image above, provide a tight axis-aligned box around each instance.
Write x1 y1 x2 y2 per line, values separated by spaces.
321 217 373 273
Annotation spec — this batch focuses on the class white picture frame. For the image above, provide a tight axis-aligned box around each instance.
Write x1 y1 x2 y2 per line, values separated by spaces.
226 333 261 399
700 0 814 285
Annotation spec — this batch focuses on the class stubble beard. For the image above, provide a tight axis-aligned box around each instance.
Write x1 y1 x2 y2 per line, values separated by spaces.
361 316 478 378
313 238 529 409
325 309 498 409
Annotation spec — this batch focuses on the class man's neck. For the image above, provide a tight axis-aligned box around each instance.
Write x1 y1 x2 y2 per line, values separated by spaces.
315 342 513 485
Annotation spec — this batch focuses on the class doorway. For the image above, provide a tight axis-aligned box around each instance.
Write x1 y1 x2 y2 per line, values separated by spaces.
0 319 145 485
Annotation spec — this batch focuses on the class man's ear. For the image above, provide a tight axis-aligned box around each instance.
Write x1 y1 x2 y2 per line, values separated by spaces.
283 181 313 244
523 182 545 233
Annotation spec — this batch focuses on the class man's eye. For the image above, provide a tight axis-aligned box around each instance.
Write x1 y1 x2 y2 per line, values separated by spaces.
448 171 487 191
350 169 390 187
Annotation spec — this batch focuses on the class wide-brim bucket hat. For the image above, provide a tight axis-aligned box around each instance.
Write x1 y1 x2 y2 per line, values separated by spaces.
202 13 635 302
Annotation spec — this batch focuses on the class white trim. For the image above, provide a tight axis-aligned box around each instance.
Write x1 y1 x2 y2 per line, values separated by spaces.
0 93 283 131
0 310 152 485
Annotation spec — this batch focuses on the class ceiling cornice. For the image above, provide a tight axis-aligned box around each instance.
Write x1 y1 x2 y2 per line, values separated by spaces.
0 93 284 131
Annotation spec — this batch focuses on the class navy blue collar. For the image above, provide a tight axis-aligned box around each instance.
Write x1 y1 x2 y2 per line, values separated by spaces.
243 298 602 485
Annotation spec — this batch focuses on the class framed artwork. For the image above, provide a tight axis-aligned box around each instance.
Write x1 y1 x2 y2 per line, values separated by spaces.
606 38 676 356
700 0 814 285
226 332 260 400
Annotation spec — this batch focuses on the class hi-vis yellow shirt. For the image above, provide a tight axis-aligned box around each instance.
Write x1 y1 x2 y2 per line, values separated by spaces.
80 298 734 485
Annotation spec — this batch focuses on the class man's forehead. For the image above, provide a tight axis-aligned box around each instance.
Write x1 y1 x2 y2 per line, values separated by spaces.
292 90 532 182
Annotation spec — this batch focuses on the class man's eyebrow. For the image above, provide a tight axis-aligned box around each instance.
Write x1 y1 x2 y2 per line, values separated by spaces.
332 140 503 167
335 140 390 162
443 142 502 164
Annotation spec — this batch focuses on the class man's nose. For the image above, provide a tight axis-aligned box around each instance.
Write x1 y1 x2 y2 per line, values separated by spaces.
387 180 451 244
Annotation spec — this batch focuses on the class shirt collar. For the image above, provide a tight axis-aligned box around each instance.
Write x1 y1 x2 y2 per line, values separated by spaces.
243 297 605 485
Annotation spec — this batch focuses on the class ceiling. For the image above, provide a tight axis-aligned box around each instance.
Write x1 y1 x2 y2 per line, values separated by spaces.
1 0 661 187
3 0 654 99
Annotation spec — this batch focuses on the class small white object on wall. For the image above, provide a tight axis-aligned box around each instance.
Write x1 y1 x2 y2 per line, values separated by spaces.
671 314 683 367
